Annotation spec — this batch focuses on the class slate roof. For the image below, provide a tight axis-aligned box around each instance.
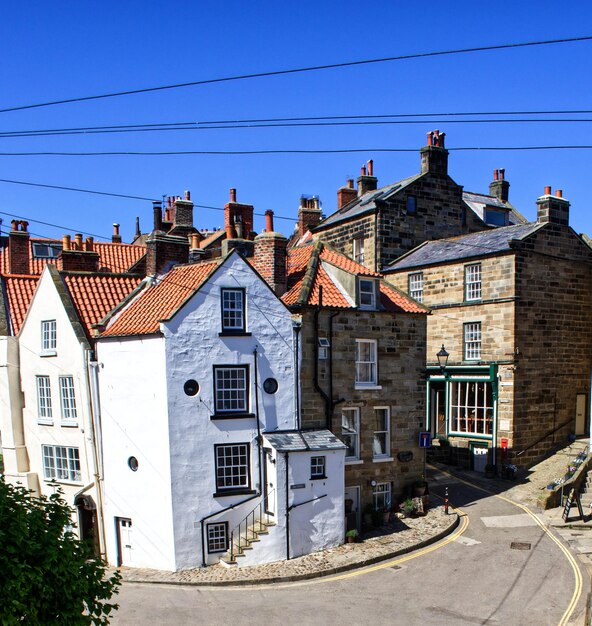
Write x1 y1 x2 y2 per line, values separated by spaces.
101 260 220 337
0 238 146 275
385 222 544 271
264 430 347 452
3 275 38 334
283 241 426 313
462 191 528 226
315 173 424 230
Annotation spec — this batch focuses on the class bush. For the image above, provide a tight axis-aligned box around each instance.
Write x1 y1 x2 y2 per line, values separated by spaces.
0 477 120 624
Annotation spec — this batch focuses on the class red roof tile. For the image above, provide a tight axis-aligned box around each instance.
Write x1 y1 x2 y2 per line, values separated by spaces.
320 248 380 277
379 281 427 314
0 239 145 275
4 275 38 334
62 274 142 337
102 261 219 337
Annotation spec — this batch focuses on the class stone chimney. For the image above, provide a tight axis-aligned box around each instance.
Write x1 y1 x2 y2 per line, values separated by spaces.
9 220 30 275
420 130 449 176
170 190 198 241
337 179 357 209
112 223 122 243
489 168 510 203
357 160 378 197
224 188 254 241
146 201 189 275
254 210 288 295
57 234 100 272
537 186 569 226
297 196 323 237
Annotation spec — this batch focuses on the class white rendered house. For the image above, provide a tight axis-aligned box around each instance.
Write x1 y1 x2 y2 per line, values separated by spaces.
97 251 345 570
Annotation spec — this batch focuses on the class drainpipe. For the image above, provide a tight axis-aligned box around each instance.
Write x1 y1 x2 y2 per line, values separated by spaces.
253 346 263 491
86 350 106 559
313 287 332 427
293 322 302 430
285 451 290 560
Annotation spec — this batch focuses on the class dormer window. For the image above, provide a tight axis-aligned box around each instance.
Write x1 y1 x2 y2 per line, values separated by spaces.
32 243 62 259
359 279 376 310
484 208 509 227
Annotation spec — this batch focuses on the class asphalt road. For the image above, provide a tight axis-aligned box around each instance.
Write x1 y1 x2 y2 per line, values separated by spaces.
111 469 588 625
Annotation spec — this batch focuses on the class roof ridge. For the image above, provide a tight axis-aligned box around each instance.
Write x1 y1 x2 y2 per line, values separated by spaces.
296 241 323 306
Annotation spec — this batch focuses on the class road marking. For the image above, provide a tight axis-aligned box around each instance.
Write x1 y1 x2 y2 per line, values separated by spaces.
480 513 538 528
429 465 583 626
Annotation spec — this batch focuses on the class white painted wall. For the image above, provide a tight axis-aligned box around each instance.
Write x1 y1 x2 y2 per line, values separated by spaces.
18 269 97 528
97 335 175 571
162 253 297 568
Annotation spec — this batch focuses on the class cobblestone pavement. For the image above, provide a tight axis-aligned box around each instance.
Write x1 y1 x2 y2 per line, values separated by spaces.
114 503 457 586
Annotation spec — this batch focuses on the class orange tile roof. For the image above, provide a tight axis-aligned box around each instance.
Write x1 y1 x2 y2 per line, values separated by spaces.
199 230 225 250
3 275 39 334
0 239 145 275
102 261 219 337
379 281 427 314
320 248 380 277
62 274 142 338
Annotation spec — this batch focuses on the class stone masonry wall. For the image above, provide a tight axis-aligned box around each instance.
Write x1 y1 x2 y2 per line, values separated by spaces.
313 214 376 270
298 307 427 509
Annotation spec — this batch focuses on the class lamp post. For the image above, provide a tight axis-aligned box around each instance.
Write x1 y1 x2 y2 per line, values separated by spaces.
437 344 449 372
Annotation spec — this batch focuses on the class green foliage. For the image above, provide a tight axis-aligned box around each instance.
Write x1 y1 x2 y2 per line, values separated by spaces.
0 477 121 625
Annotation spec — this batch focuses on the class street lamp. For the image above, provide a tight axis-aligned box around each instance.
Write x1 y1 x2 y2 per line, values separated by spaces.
437 344 449 372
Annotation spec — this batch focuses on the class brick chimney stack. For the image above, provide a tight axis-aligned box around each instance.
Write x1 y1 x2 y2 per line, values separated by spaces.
170 190 198 241
420 130 449 176
146 200 189 275
537 186 570 226
223 188 254 241
489 168 510 203
337 179 357 209
9 220 30 275
112 223 122 243
57 233 100 272
357 160 378 197
254 210 288 295
297 196 323 237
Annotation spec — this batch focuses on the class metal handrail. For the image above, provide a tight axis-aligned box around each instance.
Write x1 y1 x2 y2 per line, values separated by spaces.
229 489 276 562
515 418 575 457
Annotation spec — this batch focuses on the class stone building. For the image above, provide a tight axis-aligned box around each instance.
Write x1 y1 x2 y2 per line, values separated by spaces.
384 187 592 469
307 131 525 271
283 240 428 529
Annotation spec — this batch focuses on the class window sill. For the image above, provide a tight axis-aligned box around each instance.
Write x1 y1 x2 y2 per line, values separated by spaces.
448 432 493 440
40 350 57 357
345 459 364 465
373 456 394 463
218 331 252 338
210 413 255 421
213 489 256 498
60 421 78 428
37 419 54 426
44 478 82 486
354 384 382 390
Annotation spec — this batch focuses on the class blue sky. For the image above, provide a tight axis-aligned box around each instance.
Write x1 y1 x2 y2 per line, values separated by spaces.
1 1 591 242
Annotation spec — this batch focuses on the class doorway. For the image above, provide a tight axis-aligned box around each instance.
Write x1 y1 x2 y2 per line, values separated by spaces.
576 394 587 435
75 495 99 555
344 486 360 532
430 382 446 438
470 444 489 473
115 517 133 567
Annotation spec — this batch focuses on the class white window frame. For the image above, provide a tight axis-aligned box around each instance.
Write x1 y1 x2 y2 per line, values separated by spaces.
36 375 53 423
353 238 365 264
310 456 326 479
355 339 378 387
207 522 229 553
373 482 392 510
358 279 376 310
221 288 245 333
213 366 249 414
449 381 493 436
464 322 482 361
465 263 482 301
372 406 390 459
341 407 360 461
215 443 250 491
408 272 424 303
59 376 78 425
41 320 57 355
42 444 81 483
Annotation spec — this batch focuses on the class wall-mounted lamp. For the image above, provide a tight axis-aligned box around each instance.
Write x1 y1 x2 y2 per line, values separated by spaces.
437 344 449 372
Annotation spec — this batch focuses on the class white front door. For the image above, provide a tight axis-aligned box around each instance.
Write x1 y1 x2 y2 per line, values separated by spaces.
118 518 133 566
576 394 587 435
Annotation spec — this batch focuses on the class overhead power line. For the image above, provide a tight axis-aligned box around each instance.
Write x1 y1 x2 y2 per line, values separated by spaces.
0 178 156 201
0 35 590 114
1 145 592 156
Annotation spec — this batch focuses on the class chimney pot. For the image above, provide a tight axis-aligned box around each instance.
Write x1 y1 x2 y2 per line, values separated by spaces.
556 189 563 198
347 178 354 189
113 223 120 235
152 201 163 231
360 165 367 176
230 188 237 203
184 190 191 201
367 160 374 177
544 186 552 196
11 220 18 231
265 209 274 233
85 237 94 252
74 234 83 250
427 132 433 146
62 235 71 251
191 233 199 249
493 169 499 181
499 168 505 180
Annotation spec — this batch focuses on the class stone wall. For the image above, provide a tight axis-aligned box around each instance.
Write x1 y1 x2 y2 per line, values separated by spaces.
298 307 427 509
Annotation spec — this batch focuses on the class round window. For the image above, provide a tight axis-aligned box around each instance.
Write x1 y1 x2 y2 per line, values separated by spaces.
263 378 279 394
128 456 139 472
183 379 200 396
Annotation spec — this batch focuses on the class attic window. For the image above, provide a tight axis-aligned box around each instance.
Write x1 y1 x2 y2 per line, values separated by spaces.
406 196 417 215
484 208 509 227
359 279 376 310
318 338 330 360
32 243 62 259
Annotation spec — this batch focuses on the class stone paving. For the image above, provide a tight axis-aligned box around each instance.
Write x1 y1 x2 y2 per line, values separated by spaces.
115 503 458 586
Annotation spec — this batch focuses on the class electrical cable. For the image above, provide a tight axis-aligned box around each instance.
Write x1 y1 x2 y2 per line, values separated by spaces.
0 35 590 114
